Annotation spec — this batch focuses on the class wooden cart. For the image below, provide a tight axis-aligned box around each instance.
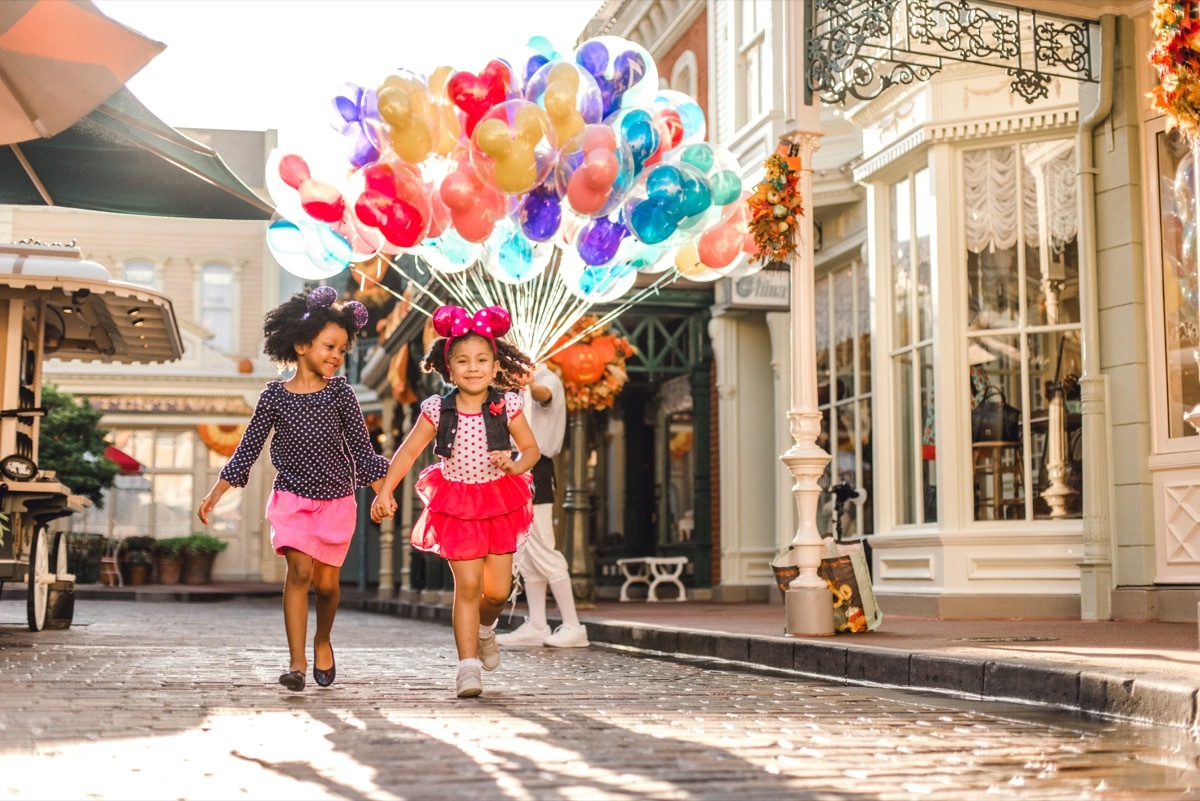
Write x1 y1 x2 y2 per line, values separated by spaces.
0 241 181 630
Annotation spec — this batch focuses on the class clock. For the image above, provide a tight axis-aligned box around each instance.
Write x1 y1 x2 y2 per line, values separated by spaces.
0 454 37 481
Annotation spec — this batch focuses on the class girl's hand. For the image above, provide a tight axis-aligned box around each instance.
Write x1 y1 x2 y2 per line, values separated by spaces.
489 450 518 475
370 495 395 523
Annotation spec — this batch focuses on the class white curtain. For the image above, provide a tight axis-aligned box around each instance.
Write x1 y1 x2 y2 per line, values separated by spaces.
964 144 1077 255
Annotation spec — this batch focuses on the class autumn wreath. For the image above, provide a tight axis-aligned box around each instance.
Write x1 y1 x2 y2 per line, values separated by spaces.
1150 0 1200 142
547 316 636 412
747 147 804 264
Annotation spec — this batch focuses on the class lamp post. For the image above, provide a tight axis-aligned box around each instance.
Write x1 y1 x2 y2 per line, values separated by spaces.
778 131 834 637
562 410 595 606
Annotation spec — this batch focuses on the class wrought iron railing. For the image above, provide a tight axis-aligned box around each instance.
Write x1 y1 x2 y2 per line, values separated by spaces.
805 0 1096 105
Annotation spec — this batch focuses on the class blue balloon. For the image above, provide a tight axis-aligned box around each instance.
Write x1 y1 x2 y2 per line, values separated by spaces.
575 40 609 79
646 165 684 199
618 111 658 173
678 173 712 218
578 217 627 265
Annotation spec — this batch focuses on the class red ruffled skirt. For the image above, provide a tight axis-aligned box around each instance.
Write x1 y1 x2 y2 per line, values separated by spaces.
411 464 533 561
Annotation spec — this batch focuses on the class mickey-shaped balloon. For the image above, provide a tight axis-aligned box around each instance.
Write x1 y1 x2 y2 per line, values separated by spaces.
274 153 347 225
377 71 441 165
470 99 557 196
353 161 432 249
557 124 633 218
440 149 508 242
330 84 382 169
447 59 513 137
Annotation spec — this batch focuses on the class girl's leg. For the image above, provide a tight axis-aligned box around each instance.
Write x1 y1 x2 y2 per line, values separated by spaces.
479 552 514 627
447 558 485 659
282 548 314 672
311 560 340 671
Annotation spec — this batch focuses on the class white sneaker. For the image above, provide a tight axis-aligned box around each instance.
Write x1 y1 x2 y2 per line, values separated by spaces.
456 664 482 698
496 619 552 647
543 623 589 648
477 628 501 671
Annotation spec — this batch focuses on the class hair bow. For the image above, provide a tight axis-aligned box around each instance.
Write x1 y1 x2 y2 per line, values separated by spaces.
433 305 512 358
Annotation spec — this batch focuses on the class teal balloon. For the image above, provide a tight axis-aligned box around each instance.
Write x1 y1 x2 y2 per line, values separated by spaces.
498 230 536 279
678 143 714 173
645 164 683 199
629 197 677 244
678 173 711 218
266 219 350 280
710 170 742 206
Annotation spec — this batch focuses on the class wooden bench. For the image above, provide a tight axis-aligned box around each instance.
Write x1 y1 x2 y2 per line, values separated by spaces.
615 556 688 602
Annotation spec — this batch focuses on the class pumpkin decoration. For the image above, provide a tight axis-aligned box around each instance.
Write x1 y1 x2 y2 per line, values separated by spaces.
196 423 245 457
547 316 636 412
747 143 804 264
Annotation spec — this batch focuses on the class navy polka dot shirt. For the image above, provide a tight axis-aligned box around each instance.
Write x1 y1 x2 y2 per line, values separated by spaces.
220 376 389 500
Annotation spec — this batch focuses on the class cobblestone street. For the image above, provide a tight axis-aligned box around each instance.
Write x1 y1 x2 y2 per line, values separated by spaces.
1 599 1198 800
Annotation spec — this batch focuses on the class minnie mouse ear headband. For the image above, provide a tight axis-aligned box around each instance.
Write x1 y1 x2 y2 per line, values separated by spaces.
304 285 369 331
433 305 512 360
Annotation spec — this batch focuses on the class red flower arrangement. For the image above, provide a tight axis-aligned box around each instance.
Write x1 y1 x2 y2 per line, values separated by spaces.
1150 1 1200 142
746 147 804 264
547 316 636 412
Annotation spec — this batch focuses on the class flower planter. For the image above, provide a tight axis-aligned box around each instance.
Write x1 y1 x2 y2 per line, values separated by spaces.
126 564 151 586
99 556 120 586
154 555 182 585
182 550 216 585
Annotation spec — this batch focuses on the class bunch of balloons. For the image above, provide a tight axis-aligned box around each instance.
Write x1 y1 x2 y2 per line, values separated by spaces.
266 34 764 358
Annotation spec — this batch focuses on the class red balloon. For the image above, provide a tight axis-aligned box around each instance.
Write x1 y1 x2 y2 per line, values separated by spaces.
446 59 512 137
453 206 496 243
299 180 346 223
697 222 743 269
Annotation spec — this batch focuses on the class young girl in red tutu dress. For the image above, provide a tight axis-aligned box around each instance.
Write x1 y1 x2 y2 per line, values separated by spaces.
198 286 389 692
371 304 538 698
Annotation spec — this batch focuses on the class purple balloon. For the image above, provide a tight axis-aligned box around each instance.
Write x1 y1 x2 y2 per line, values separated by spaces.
575 41 609 78
578 217 627 265
519 182 562 242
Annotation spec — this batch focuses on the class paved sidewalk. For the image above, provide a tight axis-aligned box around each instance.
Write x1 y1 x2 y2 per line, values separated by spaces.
19 581 1200 732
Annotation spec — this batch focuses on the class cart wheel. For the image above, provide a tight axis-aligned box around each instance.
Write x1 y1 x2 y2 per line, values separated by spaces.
27 526 49 631
44 531 74 630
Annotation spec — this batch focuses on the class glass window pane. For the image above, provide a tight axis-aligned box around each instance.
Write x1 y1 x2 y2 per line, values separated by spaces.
915 169 934 342
968 246 1020 330
152 474 194 538
834 269 854 401
154 430 194 470
969 334 1024 520
891 179 912 347
815 274 830 402
1158 129 1200 439
121 259 155 288
1029 330 1083 519
1022 142 1080 327
111 474 151 538
896 351 915 523
857 263 872 394
858 397 874 536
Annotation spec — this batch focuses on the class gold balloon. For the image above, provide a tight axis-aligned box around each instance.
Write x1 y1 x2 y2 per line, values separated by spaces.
474 118 514 160
492 147 538 194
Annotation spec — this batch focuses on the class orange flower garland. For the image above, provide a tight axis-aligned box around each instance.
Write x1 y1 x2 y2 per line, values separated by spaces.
1150 0 1200 142
547 316 636 412
747 150 804 264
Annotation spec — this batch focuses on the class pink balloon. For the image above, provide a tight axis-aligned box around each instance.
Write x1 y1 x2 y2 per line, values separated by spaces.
278 154 311 189
567 150 618 215
697 222 742 269
453 206 496 242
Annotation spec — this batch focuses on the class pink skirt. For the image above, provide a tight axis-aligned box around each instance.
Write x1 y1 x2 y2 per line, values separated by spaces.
266 490 358 567
411 464 533 561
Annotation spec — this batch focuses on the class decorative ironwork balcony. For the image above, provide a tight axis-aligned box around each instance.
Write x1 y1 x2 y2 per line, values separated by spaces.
805 0 1096 106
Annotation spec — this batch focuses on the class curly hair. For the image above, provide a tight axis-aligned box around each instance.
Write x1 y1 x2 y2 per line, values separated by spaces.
421 333 534 391
261 289 365 368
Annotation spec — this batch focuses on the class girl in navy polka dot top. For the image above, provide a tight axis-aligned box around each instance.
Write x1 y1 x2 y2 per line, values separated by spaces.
197 286 389 693
370 305 539 698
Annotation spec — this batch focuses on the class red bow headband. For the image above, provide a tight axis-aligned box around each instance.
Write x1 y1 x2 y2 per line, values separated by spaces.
433 305 512 360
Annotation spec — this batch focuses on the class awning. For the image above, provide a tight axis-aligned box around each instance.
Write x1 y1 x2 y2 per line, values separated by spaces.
103 444 142 475
0 241 183 363
0 86 273 220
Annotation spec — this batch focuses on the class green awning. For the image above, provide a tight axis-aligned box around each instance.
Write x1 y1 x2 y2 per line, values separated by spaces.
0 87 273 220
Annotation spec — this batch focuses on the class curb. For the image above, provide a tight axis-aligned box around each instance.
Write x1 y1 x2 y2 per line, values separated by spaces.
342 597 1200 734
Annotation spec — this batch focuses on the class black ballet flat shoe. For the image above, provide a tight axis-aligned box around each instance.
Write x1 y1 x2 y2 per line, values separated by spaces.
279 670 306 692
313 647 336 687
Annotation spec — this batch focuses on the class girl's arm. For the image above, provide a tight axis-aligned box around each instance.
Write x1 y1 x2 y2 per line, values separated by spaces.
339 382 390 487
491 412 540 476
370 415 436 522
197 478 232 525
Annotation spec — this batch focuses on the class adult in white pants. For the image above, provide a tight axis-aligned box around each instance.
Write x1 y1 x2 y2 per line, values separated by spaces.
498 364 588 648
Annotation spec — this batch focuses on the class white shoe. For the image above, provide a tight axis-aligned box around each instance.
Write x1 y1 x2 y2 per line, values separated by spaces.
477 629 501 671
456 664 482 698
496 619 552 647
543 623 589 648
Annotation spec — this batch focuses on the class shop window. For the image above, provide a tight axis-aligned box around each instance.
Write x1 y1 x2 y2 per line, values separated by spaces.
200 262 235 353
887 169 935 525
1155 128 1200 439
120 259 158 290
735 0 768 128
816 260 874 537
963 141 1082 520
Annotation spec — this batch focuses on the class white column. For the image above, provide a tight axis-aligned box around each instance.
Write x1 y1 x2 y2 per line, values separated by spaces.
766 311 796 553
779 130 834 636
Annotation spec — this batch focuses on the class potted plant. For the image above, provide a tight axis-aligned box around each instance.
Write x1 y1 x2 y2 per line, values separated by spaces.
181 532 228 585
120 536 155 586
151 536 188 584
